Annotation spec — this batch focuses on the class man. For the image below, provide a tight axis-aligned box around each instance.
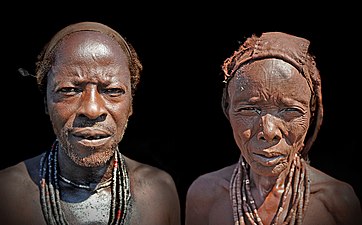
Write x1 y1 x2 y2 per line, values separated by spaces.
185 32 362 225
0 21 180 225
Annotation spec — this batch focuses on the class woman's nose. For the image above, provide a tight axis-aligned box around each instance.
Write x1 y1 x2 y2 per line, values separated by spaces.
257 114 282 143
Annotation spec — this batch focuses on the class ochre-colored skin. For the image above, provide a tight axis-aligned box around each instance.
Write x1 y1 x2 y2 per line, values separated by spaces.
185 58 362 225
0 31 180 225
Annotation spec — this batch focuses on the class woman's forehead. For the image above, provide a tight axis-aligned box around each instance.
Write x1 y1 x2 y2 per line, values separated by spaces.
229 58 311 100
233 59 303 82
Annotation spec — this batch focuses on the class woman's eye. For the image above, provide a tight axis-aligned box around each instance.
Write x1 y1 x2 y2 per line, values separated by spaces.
237 107 261 115
280 107 305 120
282 107 303 114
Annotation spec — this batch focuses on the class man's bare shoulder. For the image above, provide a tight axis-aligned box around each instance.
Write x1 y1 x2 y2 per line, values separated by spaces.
124 156 181 225
0 161 27 188
124 156 179 204
125 156 175 186
0 154 42 195
0 155 44 223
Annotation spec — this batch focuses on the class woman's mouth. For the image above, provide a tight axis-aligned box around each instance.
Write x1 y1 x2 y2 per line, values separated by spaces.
252 153 285 166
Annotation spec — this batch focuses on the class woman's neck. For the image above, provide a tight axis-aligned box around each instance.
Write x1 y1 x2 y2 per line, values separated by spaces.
249 168 289 205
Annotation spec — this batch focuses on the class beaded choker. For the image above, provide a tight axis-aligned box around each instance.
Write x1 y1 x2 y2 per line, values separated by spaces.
39 140 132 225
58 173 112 191
230 154 310 225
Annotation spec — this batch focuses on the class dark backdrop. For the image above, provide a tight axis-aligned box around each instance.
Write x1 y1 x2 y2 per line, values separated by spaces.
1 4 361 223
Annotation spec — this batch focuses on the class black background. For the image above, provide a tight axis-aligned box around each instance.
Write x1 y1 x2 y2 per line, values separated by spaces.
1 3 361 223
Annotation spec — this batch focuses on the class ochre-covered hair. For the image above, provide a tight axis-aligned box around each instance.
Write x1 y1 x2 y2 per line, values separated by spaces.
35 21 143 96
221 32 323 159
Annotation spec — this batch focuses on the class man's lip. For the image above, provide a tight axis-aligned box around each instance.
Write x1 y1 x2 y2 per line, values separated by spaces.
71 128 112 138
72 135 112 147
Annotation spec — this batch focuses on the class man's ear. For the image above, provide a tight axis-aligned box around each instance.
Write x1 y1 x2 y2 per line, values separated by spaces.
128 100 133 117
44 97 49 115
221 86 230 120
129 105 133 117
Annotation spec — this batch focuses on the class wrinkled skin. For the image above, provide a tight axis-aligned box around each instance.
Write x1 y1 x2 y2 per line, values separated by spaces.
0 31 180 225
47 30 133 170
227 59 311 178
185 58 362 225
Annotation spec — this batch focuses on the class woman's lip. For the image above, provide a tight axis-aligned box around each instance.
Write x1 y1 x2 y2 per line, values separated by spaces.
252 153 285 166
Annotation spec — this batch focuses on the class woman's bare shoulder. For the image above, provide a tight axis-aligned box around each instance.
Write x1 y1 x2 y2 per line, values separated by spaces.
187 164 236 201
309 165 359 201
308 165 362 224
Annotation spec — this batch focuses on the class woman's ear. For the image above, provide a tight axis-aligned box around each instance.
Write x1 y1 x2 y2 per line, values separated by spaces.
221 86 230 120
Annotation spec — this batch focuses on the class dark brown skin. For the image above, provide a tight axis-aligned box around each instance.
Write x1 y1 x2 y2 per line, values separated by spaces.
0 30 180 225
185 58 362 225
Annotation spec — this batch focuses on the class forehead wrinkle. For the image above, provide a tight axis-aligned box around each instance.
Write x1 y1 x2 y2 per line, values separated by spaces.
229 75 265 105
256 59 295 99
50 64 122 86
246 62 270 102
231 60 302 105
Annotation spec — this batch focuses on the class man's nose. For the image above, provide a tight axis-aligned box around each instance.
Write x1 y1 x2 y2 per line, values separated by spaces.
77 87 106 120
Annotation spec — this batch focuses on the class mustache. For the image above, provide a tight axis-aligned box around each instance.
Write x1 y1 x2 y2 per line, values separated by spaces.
72 115 107 127
72 124 115 133
70 119 129 134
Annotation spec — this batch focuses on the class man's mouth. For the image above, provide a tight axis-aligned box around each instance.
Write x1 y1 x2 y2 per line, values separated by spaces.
71 128 112 146
74 133 109 140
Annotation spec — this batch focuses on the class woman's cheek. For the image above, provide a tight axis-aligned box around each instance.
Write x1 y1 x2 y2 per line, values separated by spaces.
287 118 309 144
231 118 252 149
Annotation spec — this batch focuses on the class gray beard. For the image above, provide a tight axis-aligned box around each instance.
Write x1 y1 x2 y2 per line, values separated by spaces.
59 121 128 168
64 143 116 167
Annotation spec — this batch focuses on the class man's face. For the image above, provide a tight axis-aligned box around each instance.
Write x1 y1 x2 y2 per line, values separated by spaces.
46 31 132 167
227 58 311 177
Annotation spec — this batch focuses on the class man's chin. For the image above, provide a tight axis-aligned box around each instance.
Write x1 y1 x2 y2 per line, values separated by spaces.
71 152 114 168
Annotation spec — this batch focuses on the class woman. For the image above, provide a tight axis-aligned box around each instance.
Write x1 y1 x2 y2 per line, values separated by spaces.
185 32 362 225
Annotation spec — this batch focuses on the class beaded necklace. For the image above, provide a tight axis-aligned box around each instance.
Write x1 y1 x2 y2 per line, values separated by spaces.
39 140 132 225
230 154 310 225
58 173 112 191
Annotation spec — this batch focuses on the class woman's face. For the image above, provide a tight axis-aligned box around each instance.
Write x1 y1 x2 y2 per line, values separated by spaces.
227 58 311 177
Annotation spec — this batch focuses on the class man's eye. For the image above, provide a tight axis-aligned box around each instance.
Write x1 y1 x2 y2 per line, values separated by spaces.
103 88 125 96
58 87 81 93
